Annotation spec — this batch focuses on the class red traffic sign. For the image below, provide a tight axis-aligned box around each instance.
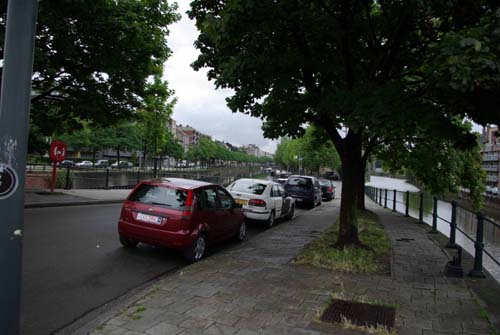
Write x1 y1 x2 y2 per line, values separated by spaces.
49 140 67 162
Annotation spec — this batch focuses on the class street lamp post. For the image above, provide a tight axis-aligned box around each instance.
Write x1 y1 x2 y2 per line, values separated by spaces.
0 1 39 334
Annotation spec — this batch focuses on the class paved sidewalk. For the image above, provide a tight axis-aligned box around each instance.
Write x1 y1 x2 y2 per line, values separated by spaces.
24 189 129 208
82 199 495 335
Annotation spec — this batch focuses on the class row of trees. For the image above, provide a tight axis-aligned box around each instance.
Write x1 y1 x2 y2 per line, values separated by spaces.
187 137 273 167
274 126 341 174
189 1 499 247
49 120 270 167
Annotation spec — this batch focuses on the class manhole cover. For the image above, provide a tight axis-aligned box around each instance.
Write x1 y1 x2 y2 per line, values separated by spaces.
396 238 414 242
321 299 396 329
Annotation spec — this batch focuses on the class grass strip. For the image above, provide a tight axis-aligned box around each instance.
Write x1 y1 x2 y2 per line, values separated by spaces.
293 210 391 274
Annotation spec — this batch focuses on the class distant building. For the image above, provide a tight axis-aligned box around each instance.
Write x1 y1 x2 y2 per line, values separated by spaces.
480 125 500 188
242 144 272 158
175 124 211 151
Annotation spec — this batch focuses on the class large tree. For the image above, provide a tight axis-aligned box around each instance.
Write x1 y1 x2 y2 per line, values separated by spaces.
189 1 499 247
0 0 179 134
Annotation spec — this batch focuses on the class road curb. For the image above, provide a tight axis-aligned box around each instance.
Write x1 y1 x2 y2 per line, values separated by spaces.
24 199 124 209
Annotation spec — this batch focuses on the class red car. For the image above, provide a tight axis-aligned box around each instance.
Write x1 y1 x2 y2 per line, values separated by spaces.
118 178 246 262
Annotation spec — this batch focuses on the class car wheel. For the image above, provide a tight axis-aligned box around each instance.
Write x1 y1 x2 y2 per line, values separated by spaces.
266 210 275 228
119 235 138 248
236 221 246 241
184 234 206 263
286 205 295 220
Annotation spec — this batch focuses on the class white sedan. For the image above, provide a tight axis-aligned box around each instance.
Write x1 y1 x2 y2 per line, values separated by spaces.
75 160 93 168
227 178 295 228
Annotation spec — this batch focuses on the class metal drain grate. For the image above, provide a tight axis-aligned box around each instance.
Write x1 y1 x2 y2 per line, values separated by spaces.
396 238 414 242
321 299 396 329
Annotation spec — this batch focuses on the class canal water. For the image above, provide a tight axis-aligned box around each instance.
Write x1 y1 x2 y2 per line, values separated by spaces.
366 176 500 283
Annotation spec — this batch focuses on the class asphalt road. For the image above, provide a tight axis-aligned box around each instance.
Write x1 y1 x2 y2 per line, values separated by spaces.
22 203 307 335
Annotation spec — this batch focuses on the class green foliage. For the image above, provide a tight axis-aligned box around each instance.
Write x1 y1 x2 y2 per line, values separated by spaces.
137 76 176 159
186 137 271 165
378 132 486 210
0 0 180 135
189 1 498 243
424 10 500 125
274 126 340 172
163 131 184 160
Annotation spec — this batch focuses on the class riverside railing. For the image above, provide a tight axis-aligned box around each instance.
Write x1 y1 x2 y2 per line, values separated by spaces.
29 166 261 190
366 186 500 279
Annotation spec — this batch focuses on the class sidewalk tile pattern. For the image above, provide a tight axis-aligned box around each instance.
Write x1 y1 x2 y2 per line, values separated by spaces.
89 200 491 335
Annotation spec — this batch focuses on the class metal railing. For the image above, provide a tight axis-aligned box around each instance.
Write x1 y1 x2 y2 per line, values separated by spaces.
40 166 263 190
366 186 500 279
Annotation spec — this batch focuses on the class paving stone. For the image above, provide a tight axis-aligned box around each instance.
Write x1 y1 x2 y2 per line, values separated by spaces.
233 329 261 335
185 304 219 319
121 308 165 332
145 322 184 335
154 311 188 326
87 201 496 335
89 324 129 335
203 322 239 335
179 316 215 332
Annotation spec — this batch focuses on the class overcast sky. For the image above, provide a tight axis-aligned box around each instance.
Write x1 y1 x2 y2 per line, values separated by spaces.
162 2 278 153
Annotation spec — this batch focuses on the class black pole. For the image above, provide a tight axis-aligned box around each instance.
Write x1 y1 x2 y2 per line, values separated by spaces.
469 212 486 278
392 190 396 212
405 191 410 217
446 201 458 248
384 189 388 208
137 169 140 184
0 1 39 334
430 196 438 233
105 168 110 190
65 167 71 189
375 188 378 203
419 192 424 224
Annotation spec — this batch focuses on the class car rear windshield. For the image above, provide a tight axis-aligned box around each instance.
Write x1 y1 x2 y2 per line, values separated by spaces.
287 177 312 188
128 184 187 209
229 180 267 195
319 180 331 186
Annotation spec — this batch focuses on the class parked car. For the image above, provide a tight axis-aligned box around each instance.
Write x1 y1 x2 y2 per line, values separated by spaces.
111 161 133 169
319 178 336 200
75 160 93 168
284 175 322 208
276 178 288 185
118 178 246 262
323 171 339 180
58 160 75 168
95 159 109 168
227 178 295 228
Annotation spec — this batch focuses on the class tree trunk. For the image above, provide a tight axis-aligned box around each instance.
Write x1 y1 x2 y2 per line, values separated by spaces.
336 133 363 248
357 171 366 210
116 149 120 165
142 140 147 169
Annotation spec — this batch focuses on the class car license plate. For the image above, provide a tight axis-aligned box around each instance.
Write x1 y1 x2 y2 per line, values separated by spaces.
136 213 163 224
296 198 303 202
235 198 248 206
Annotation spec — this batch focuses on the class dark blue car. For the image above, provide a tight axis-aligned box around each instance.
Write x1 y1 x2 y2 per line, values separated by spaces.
284 175 322 208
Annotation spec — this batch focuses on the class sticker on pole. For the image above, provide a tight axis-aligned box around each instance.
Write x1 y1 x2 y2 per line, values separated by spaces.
0 163 18 199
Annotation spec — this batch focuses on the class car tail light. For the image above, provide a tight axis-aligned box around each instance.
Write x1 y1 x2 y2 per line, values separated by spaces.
182 190 194 220
249 199 266 207
327 186 333 192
